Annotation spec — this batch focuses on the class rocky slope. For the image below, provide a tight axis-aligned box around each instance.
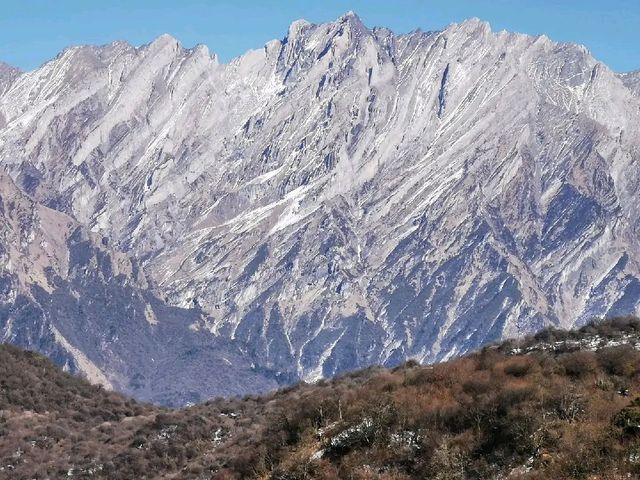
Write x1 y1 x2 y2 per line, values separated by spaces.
0 172 277 405
1 12 640 395
621 70 640 96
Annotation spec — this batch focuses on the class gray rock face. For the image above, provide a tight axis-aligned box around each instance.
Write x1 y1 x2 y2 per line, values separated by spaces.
621 71 640 96
0 173 277 405
1 13 640 396
0 63 20 95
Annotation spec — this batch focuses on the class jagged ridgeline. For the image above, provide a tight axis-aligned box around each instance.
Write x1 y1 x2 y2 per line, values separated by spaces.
1 12 640 403
3 317 640 478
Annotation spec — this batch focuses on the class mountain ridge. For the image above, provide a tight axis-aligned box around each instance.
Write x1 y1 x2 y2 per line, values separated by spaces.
1 12 640 400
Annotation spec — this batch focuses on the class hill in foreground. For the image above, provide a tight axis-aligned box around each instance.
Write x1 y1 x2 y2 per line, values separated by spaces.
4 317 640 479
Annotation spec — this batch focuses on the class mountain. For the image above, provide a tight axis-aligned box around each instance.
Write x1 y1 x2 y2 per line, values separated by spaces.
1 12 640 398
0 172 277 405
2 317 640 479
0 63 20 98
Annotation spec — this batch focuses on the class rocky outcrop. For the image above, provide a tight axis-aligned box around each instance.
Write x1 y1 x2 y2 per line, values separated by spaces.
0 172 277 405
620 70 640 96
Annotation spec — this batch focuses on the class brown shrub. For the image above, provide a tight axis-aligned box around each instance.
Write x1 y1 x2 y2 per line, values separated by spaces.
503 357 537 378
559 351 598 378
597 346 640 377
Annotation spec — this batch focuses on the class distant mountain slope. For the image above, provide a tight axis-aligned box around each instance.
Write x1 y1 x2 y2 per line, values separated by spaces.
0 12 640 392
0 172 277 405
3 317 640 479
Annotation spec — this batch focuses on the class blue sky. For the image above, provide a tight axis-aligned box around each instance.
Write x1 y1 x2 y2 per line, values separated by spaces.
1 0 638 72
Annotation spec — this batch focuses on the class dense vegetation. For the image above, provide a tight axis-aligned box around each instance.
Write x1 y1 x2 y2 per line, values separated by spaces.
3 317 640 479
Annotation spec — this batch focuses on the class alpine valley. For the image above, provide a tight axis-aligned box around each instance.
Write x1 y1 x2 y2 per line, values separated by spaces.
1 12 640 404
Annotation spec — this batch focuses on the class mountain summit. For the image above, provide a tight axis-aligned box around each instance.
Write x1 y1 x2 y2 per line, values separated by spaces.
1 13 640 401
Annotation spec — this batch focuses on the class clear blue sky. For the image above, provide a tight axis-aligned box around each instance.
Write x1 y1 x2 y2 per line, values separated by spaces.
1 0 638 73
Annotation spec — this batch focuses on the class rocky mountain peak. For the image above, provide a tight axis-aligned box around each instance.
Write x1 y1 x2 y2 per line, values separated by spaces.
0 62 20 97
337 10 367 30
0 61 20 75
147 32 181 50
139 33 184 65
287 18 312 39
448 17 492 35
